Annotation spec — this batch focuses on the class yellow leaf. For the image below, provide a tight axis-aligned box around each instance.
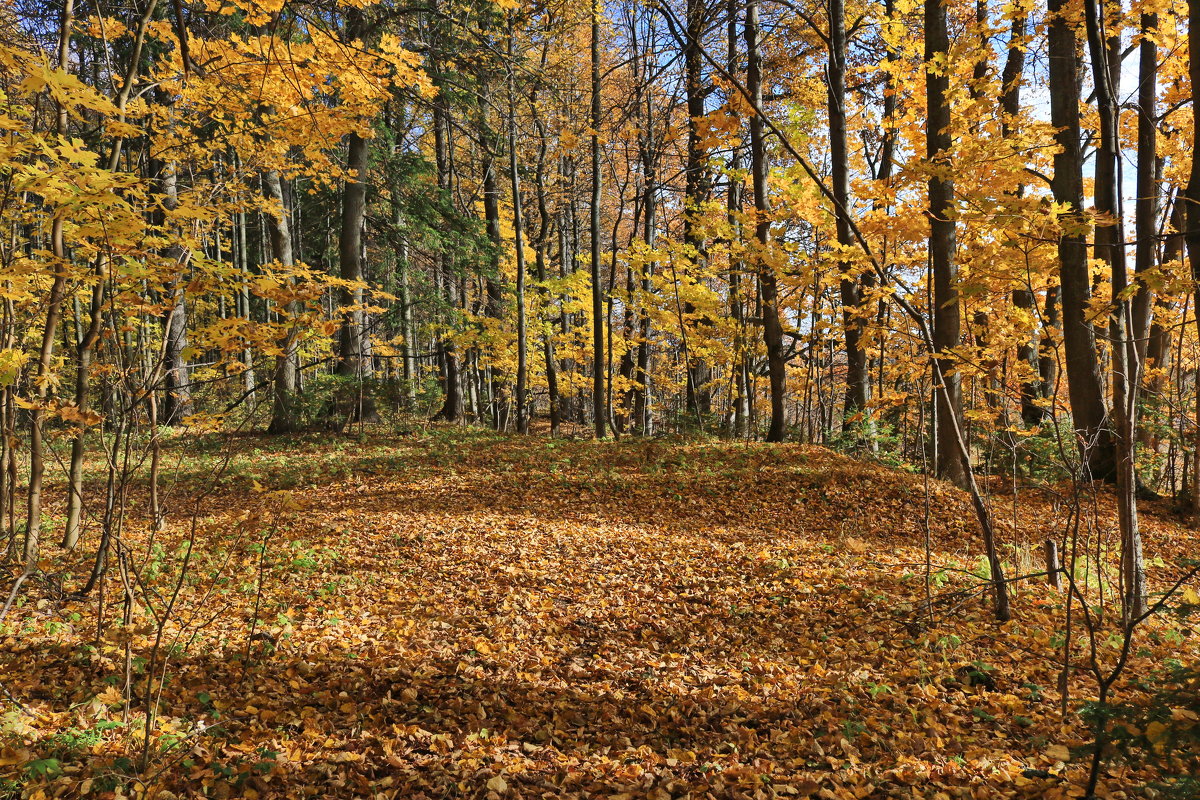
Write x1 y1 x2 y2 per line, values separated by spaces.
486 775 508 793
1044 744 1071 762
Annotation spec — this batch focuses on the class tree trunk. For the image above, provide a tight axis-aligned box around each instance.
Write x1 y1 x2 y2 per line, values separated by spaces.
746 0 785 442
532 107 560 435
432 96 463 423
683 0 712 420
507 18 529 434
264 169 301 434
481 133 508 431
728 0 750 439
1185 0 1200 522
829 0 871 443
1048 0 1114 477
160 165 193 426
62 276 104 550
334 130 379 425
926 0 966 487
590 0 606 438
24 0 75 569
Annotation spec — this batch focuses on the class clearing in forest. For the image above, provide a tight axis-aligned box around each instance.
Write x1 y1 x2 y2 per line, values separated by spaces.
1 429 1198 799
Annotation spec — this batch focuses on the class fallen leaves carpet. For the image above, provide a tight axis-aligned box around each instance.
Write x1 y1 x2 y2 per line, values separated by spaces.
1 429 1197 799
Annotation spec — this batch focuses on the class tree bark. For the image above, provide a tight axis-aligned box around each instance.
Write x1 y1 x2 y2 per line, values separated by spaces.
264 169 301 434
507 18 529 434
591 0 606 438
683 0 713 419
1048 0 1114 477
24 0 75 569
431 94 463 423
926 0 966 487
829 0 871 444
746 0 785 442
1184 0 1200 522
334 130 379 425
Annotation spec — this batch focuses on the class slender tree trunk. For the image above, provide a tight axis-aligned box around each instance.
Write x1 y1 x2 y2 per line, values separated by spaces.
24 0 75 569
1184 0 1200 521
682 0 712 419
62 276 104 550
159 164 193 427
1143 202 1183 422
397 237 418 409
926 0 966 487
590 0 606 438
236 207 256 397
507 18 529 434
634 176 656 435
481 131 508 431
829 0 871 443
728 0 749 438
532 108 560 435
432 96 463 423
334 131 379 425
746 0 785 442
1132 12 1157 365
1049 0 1115 477
263 169 301 434
994 10 1046 426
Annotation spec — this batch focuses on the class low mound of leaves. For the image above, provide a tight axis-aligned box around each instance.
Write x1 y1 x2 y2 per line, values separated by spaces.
1 428 1197 799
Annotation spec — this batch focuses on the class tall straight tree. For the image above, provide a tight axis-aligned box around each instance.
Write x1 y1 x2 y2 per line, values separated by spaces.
1086 0 1147 618
328 8 377 427
683 0 712 418
828 0 871 444
997 4 1048 426
430 32 463 423
590 0 606 438
334 129 379 425
727 0 750 437
1048 0 1114 478
1131 4 1158 361
507 15 529 434
264 169 301 434
24 0 75 570
746 0 785 441
1186 0 1200 519
925 0 966 487
530 82 561 434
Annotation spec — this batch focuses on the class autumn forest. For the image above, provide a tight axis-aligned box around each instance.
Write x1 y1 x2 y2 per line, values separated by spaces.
1 0 1199 796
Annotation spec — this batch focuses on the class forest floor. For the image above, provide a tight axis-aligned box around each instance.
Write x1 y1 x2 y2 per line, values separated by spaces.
1 426 1198 799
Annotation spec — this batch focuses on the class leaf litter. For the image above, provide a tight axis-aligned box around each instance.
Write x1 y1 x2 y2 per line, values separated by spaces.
1 430 1196 799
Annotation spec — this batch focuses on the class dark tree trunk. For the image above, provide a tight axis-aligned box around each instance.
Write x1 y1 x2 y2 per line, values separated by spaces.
829 0 871 443
1132 9 1158 365
507 19 529 434
926 0 966 487
591 0 606 438
1048 0 1114 477
1184 0 1200 519
432 96 463 423
481 137 508 431
334 130 379 425
728 0 750 438
683 0 712 419
746 0 785 441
